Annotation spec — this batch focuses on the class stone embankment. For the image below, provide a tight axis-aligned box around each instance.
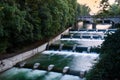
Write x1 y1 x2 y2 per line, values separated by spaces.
0 28 70 72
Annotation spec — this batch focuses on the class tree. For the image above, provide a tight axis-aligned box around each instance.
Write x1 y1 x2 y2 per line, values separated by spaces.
0 0 78 54
76 4 91 16
86 29 120 80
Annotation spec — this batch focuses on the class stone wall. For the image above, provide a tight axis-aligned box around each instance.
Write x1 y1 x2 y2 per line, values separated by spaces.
0 28 70 72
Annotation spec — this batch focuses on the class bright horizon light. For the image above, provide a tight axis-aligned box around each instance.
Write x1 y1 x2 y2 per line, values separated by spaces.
77 0 115 15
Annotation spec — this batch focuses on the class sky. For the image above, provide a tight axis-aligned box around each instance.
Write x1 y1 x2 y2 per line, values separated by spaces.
77 0 115 15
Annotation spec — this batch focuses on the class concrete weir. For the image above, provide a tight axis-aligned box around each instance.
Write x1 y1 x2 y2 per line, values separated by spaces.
0 28 71 73
15 63 86 78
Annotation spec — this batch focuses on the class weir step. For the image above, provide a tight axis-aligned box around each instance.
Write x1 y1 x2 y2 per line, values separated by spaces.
15 63 87 78
69 29 117 33
46 44 100 53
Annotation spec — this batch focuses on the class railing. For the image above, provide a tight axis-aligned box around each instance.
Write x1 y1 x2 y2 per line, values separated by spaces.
78 15 120 19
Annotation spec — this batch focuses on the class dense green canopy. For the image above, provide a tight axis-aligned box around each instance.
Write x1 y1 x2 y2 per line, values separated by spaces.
0 0 78 53
86 29 120 80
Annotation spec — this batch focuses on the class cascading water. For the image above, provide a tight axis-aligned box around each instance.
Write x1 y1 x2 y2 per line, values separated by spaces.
0 24 116 80
19 62 26 68
48 64 55 71
59 44 64 51
72 44 77 52
33 63 40 69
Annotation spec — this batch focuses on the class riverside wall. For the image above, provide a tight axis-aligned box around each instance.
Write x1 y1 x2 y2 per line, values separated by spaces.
0 28 70 72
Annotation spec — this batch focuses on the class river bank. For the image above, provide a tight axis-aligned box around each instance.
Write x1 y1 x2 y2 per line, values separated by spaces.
0 28 70 73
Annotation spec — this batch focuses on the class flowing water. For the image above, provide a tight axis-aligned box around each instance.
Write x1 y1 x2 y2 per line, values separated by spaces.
0 24 113 80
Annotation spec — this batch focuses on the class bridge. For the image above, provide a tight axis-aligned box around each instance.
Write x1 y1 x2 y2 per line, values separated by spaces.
77 16 120 24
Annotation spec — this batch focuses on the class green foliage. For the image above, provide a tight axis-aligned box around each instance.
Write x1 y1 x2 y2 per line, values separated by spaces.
86 29 120 80
77 4 91 16
108 4 120 16
0 39 8 53
100 0 109 11
97 0 120 17
0 0 77 53
97 3 120 17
